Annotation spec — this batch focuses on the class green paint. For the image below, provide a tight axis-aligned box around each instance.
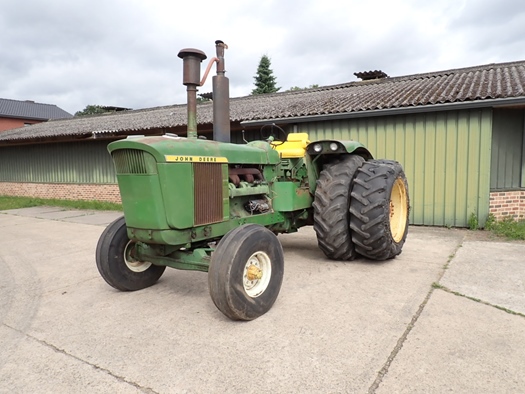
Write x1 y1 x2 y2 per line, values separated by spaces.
271 182 313 211
116 174 169 229
108 137 280 165
109 133 371 271
158 163 194 229
127 211 286 246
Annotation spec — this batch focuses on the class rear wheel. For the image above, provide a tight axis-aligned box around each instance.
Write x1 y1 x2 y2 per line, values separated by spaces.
208 224 284 321
96 216 166 291
349 160 409 260
313 155 365 260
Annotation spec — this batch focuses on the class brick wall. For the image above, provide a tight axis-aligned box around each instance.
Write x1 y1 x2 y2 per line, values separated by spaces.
489 190 525 220
0 118 42 132
0 182 121 203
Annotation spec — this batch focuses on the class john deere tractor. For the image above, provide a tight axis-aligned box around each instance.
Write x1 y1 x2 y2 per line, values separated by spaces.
96 41 409 321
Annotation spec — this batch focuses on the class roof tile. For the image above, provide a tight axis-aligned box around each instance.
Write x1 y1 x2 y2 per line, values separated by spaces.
2 59 525 143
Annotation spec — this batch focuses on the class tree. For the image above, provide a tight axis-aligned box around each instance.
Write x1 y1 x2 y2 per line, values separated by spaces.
252 55 280 95
197 93 212 103
286 84 319 92
74 105 107 116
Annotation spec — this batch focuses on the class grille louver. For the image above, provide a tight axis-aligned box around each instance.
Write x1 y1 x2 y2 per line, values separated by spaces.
112 149 157 174
194 163 223 225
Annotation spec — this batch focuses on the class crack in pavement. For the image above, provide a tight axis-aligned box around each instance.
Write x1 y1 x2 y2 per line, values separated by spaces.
2 323 159 394
433 285 525 318
367 236 466 394
367 286 436 394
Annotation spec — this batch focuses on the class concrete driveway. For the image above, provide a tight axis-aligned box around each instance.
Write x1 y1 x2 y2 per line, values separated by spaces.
1 207 524 393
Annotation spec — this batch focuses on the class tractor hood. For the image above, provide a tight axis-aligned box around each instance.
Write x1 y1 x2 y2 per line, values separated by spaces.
108 135 280 165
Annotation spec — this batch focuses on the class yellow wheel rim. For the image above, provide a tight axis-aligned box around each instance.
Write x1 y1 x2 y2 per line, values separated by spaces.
390 178 408 243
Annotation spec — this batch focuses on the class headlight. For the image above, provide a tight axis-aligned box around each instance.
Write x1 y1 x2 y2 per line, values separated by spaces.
313 143 323 153
329 142 339 151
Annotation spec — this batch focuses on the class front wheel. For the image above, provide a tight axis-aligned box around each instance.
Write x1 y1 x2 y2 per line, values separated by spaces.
349 160 410 260
208 224 284 321
96 216 166 291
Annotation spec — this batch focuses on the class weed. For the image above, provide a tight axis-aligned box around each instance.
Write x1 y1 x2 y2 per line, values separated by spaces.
484 213 496 230
485 216 525 240
467 212 479 230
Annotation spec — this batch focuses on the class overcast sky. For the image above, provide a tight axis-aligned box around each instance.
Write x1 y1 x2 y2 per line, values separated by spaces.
1 0 524 115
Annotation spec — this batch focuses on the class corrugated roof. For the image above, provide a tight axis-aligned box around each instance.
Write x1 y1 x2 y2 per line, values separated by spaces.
2 59 525 143
0 98 73 121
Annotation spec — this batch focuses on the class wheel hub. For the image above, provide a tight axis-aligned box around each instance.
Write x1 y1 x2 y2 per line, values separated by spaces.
246 264 263 280
243 251 271 298
124 241 152 273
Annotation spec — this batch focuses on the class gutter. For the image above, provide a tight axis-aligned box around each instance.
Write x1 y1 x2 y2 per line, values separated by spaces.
240 96 525 127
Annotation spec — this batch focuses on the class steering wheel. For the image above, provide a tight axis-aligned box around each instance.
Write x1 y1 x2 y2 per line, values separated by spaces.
260 123 288 144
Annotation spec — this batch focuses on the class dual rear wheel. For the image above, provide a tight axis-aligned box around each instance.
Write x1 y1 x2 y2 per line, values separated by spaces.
313 156 409 261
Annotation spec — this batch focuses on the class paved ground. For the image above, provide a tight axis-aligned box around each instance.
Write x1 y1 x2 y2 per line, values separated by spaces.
0 207 524 393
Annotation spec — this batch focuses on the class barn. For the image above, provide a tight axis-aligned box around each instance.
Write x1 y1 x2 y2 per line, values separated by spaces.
1 60 524 227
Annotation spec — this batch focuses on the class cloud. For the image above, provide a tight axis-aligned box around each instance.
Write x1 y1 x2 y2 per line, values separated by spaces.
1 0 525 115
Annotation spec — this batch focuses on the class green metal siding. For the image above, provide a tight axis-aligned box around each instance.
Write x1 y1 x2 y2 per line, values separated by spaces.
0 140 116 184
490 108 524 190
299 109 493 227
0 109 496 227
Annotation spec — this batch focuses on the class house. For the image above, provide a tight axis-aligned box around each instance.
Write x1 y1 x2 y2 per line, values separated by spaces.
0 98 72 132
0 60 524 227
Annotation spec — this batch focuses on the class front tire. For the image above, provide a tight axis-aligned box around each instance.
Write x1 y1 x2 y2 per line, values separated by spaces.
349 160 410 260
96 216 166 291
313 155 365 260
208 224 284 321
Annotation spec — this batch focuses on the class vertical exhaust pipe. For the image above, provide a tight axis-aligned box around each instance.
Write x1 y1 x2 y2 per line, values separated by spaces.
177 48 207 139
177 41 230 142
212 40 230 143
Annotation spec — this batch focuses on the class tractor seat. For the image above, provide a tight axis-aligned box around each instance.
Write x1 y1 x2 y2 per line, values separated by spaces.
273 133 310 158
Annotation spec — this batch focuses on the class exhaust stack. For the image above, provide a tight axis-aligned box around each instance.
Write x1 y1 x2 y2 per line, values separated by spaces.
177 41 230 142
177 48 207 139
212 40 230 143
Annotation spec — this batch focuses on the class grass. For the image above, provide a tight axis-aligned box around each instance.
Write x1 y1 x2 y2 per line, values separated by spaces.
0 195 122 211
484 214 525 240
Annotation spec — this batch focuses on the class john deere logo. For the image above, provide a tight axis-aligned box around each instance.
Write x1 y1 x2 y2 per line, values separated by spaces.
165 155 228 163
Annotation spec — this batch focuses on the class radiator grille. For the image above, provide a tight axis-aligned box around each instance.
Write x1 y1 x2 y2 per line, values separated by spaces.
194 163 223 225
112 150 157 174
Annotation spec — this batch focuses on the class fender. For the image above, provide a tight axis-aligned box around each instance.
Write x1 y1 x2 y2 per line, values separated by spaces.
306 140 373 160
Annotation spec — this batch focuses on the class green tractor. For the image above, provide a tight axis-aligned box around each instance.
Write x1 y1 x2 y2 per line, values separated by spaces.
96 41 410 321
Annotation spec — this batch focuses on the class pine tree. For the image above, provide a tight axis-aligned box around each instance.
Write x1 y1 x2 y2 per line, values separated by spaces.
251 55 280 95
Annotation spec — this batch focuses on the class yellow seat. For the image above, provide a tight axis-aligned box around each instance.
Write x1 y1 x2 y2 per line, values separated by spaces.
273 133 310 158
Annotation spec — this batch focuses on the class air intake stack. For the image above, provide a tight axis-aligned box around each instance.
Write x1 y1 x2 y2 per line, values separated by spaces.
177 48 207 139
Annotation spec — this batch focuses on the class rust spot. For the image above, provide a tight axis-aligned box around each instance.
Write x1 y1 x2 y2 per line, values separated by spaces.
296 187 310 196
